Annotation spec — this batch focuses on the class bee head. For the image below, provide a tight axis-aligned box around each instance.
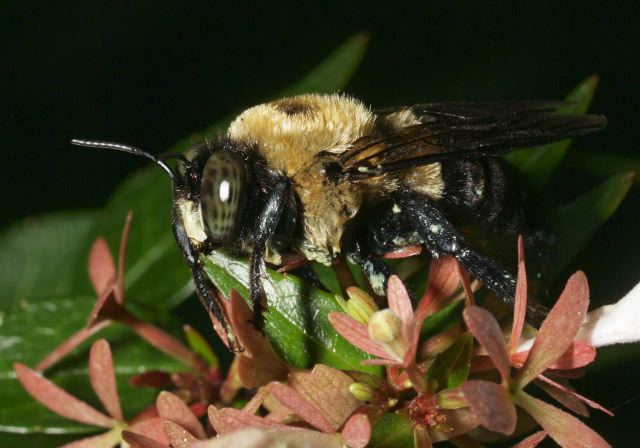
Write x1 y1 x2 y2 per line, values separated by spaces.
182 144 250 245
70 139 251 247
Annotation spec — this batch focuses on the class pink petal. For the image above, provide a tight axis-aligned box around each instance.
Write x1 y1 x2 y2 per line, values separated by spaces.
537 375 613 416
535 379 589 417
268 382 335 433
416 256 460 322
208 405 291 435
115 211 133 303
383 245 422 259
515 391 610 448
463 307 511 384
192 427 343 448
328 312 390 359
341 413 371 448
128 417 169 445
60 428 121 448
457 265 474 307
548 341 596 370
412 424 431 448
89 339 123 421
88 237 116 296
128 370 173 388
514 271 590 389
123 314 197 368
156 391 206 439
512 430 547 448
288 365 360 430
122 430 169 448
14 363 114 428
229 290 288 388
387 275 415 329
508 236 528 355
36 320 111 371
86 287 119 327
163 420 199 447
460 380 516 435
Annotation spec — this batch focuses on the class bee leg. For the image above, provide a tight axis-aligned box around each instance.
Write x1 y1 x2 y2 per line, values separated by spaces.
249 180 291 329
396 188 518 307
172 208 240 350
346 238 396 297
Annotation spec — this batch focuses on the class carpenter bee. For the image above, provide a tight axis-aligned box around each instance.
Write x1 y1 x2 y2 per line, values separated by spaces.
73 94 606 350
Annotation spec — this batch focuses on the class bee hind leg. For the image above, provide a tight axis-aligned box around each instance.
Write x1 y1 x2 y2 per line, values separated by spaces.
395 188 518 308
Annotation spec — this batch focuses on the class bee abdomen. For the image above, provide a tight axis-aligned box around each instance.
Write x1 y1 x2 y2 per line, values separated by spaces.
440 158 528 235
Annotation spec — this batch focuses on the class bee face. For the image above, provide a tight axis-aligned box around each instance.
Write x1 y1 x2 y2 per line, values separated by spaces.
199 151 250 244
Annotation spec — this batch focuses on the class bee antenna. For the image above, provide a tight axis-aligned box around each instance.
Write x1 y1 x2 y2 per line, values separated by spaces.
71 139 176 180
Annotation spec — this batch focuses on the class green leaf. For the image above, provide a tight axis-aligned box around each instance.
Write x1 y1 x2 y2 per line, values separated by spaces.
426 332 473 390
566 151 640 183
369 413 413 448
202 250 382 376
97 33 370 311
420 299 464 339
0 211 97 302
0 212 184 435
549 172 633 277
506 75 600 189
0 295 183 434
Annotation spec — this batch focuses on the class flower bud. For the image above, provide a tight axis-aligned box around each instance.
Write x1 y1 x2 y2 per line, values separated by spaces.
349 382 375 402
368 309 409 363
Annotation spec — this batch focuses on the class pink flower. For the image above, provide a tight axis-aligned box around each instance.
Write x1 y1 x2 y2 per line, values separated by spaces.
15 339 167 447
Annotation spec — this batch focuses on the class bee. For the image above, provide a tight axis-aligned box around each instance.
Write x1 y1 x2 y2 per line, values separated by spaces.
73 94 606 350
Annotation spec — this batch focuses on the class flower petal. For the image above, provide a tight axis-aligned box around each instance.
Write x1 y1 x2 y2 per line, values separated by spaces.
387 275 415 326
341 413 371 448
36 320 111 372
89 339 123 421
416 256 460 321
514 271 590 389
460 380 516 435
88 237 116 296
514 391 610 448
512 430 547 448
288 365 360 430
115 211 133 303
328 312 390 359
122 430 169 448
60 428 121 448
577 280 640 347
14 363 114 428
156 391 206 439
192 427 343 448
383 245 422 259
508 236 528 355
124 315 197 368
128 417 169 445
268 382 335 433
463 307 510 384
163 420 199 447
208 405 291 435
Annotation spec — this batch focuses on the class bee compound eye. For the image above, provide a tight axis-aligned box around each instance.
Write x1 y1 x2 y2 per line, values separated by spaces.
200 151 248 243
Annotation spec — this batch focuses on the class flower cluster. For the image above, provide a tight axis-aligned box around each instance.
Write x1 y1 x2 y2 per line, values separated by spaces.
14 216 640 447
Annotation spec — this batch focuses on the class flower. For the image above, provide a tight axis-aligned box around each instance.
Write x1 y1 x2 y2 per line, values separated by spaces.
36 212 201 373
15 339 168 447
458 238 611 447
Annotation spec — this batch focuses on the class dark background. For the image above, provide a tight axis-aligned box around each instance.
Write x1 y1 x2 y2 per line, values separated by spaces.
3 2 640 445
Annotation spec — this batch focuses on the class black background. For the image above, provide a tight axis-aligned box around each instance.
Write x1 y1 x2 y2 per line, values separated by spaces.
3 1 640 445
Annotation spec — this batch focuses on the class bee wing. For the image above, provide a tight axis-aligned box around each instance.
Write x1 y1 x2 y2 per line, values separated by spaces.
339 101 606 179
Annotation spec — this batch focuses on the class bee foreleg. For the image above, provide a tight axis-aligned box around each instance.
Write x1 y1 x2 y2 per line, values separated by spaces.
249 180 291 329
